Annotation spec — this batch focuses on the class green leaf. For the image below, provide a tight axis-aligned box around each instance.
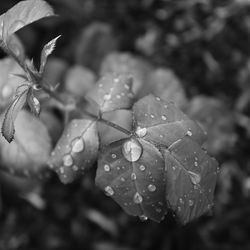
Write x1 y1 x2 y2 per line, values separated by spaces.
0 110 52 175
86 73 134 113
48 119 99 184
163 136 218 223
39 35 61 74
0 0 54 41
1 85 29 142
96 137 167 222
133 95 206 147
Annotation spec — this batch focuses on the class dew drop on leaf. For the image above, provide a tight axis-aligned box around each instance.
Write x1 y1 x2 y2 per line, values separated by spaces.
122 138 142 162
63 154 73 167
188 171 201 185
186 130 192 136
131 172 137 180
133 192 143 204
135 126 147 137
147 184 156 192
105 186 114 196
72 137 84 153
139 165 146 171
104 164 111 172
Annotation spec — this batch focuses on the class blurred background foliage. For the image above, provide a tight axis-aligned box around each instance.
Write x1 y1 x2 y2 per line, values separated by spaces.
1 0 250 249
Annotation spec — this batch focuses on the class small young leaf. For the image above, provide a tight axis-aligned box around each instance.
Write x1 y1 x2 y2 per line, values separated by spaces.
39 35 61 74
0 0 54 41
86 73 134 113
1 85 29 142
0 110 52 175
133 95 206 147
96 137 167 222
27 88 40 116
48 119 99 184
164 136 218 223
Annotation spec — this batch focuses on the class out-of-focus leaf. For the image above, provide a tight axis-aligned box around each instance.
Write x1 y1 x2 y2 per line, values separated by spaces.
0 110 52 175
86 73 134 113
100 53 152 96
96 137 167 222
0 0 54 41
48 119 99 184
1 85 29 142
0 57 26 110
64 65 96 97
164 136 218 223
133 95 206 147
39 35 61 73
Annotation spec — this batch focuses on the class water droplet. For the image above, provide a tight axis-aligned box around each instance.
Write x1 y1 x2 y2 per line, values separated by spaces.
120 177 125 182
194 161 198 167
72 165 79 171
104 164 110 172
72 138 84 153
131 173 137 180
59 167 64 174
124 84 130 90
179 198 184 204
148 184 156 192
186 130 192 136
104 94 111 101
161 115 167 121
133 192 143 204
111 154 117 159
139 215 148 221
63 155 73 167
2 85 12 98
188 171 201 185
156 97 161 101
116 94 121 99
105 186 114 196
122 139 143 162
135 127 147 138
188 200 194 206
139 165 146 171
150 114 155 118
33 96 39 106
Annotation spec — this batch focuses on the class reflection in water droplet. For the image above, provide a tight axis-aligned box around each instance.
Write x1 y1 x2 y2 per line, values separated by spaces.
131 173 137 180
139 165 146 171
104 164 110 172
186 130 192 136
189 200 194 206
188 171 201 185
139 215 148 221
63 155 73 167
136 127 147 138
72 138 84 153
133 192 143 204
161 115 167 121
122 139 143 162
105 186 114 196
156 97 161 101
194 161 198 167
148 184 156 192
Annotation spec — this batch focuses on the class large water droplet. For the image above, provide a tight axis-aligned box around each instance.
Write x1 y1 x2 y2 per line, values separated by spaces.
135 127 147 138
63 155 73 167
122 139 142 162
133 192 143 204
147 184 156 192
105 186 114 196
188 171 201 185
72 138 84 153
104 164 111 172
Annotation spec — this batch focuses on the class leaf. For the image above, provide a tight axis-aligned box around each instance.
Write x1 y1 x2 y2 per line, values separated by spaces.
27 88 40 116
0 0 54 41
48 119 99 184
163 136 218 223
39 35 61 74
133 95 206 147
0 57 26 110
0 110 52 175
1 85 29 142
86 73 134 113
96 137 167 222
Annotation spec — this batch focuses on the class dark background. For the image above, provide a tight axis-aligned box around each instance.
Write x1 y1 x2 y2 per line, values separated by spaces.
1 0 250 249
